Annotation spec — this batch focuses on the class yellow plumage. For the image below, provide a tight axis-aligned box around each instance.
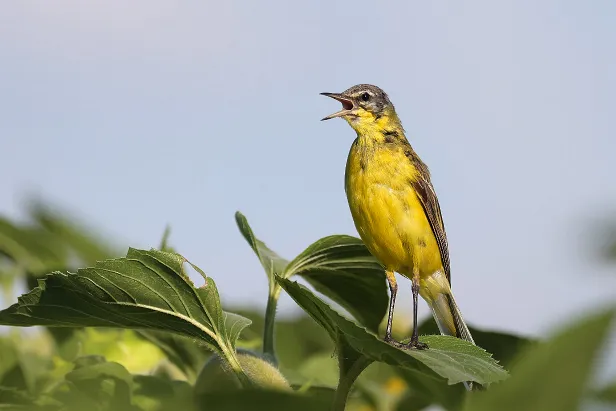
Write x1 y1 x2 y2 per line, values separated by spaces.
345 140 443 279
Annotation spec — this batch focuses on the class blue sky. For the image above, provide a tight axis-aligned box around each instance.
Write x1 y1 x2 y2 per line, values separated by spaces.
2 0 615 380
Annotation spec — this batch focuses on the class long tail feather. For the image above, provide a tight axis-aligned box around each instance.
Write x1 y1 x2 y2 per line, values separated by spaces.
431 292 474 344
430 291 478 391
422 272 478 391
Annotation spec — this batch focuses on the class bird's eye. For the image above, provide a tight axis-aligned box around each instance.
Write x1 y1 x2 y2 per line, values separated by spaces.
361 92 371 102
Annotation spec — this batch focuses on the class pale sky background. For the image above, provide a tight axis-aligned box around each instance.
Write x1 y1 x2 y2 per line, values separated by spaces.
1 0 615 388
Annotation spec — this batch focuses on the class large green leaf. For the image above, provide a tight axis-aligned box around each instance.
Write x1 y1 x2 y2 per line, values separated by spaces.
236 212 388 331
284 235 387 332
399 318 534 410
417 317 534 370
463 309 615 411
278 277 507 387
0 248 251 360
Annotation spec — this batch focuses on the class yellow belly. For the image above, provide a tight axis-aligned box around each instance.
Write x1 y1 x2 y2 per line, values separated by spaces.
345 143 443 279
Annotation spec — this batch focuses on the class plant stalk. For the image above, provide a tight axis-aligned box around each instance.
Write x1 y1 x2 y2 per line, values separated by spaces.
219 343 253 388
332 356 372 411
263 284 281 364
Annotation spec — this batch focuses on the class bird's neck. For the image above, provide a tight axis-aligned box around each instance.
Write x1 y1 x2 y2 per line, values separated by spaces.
349 110 407 147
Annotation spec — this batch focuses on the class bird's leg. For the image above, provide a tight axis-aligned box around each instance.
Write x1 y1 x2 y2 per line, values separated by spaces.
405 274 428 350
383 271 405 348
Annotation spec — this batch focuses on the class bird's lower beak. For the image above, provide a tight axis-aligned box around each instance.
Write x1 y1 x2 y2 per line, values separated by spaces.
320 93 355 121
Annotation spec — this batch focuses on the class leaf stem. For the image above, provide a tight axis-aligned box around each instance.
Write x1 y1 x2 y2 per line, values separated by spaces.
332 355 372 411
218 343 253 388
263 284 281 364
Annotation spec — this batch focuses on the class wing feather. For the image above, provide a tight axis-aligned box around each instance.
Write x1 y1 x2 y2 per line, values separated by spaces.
405 149 451 284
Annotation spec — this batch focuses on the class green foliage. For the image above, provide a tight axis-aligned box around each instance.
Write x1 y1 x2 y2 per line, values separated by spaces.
0 249 250 351
235 212 387 341
0 205 613 411
283 235 388 332
594 379 616 405
277 277 507 409
0 248 252 387
463 309 615 411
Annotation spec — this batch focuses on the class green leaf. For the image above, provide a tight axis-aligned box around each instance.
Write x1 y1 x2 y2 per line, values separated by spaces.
284 235 388 332
278 278 507 386
236 212 388 332
194 389 332 411
235 212 289 286
0 248 251 362
463 309 615 411
399 319 534 410
418 317 534 370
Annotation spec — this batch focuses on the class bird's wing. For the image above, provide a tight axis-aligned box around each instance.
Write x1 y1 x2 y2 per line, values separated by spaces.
406 151 451 284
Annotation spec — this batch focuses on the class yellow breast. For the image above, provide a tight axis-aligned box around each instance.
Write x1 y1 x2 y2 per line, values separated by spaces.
344 140 443 279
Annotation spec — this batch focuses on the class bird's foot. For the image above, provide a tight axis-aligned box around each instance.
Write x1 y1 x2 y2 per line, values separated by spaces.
404 339 429 350
384 335 429 350
383 335 406 349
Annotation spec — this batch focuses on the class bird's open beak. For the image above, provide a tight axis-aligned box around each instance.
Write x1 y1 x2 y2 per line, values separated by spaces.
320 93 355 121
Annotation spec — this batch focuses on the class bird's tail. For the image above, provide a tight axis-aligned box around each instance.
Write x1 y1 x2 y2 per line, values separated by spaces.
421 271 478 391
429 290 474 345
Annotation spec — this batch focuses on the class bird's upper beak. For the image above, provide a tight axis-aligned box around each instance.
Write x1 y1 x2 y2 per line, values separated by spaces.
320 92 355 121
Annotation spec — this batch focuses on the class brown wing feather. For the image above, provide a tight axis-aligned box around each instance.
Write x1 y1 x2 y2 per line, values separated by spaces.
405 149 451 284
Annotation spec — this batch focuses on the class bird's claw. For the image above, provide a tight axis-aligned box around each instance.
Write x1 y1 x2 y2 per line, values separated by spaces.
384 335 405 349
404 339 429 350
384 335 429 350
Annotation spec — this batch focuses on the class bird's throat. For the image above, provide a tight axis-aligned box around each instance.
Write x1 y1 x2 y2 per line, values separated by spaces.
351 112 406 147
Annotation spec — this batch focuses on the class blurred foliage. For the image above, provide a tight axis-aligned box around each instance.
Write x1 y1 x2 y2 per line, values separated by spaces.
0 203 613 410
592 217 616 264
594 379 616 405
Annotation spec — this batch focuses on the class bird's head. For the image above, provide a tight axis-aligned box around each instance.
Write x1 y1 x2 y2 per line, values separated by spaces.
321 84 401 134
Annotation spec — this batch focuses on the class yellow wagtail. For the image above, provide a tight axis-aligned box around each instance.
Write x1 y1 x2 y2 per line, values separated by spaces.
321 84 475 352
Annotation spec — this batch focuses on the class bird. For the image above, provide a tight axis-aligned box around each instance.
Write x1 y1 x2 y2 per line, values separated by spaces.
320 84 475 355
